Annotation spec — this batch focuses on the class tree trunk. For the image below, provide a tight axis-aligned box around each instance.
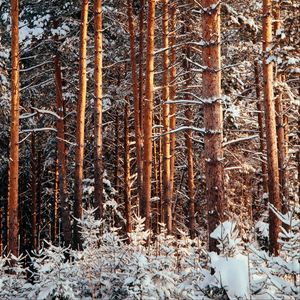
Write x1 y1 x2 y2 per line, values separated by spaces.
8 0 20 257
161 0 172 233
31 131 37 250
124 102 132 233
142 0 155 230
254 61 268 195
127 0 143 209
202 0 225 252
54 56 72 247
74 0 89 249
94 0 104 220
184 24 195 239
138 0 145 131
52 156 58 243
169 1 177 205
114 112 120 195
262 0 281 255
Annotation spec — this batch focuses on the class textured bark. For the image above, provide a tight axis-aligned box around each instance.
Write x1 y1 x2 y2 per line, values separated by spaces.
273 4 288 212
275 75 287 211
142 0 155 230
54 56 72 247
138 0 145 131
169 2 177 204
161 0 172 233
114 112 120 195
94 0 104 220
202 0 225 252
184 25 195 239
254 62 268 194
74 0 89 249
124 102 132 233
8 0 20 257
127 0 143 207
262 0 281 255
31 131 37 250
52 157 58 243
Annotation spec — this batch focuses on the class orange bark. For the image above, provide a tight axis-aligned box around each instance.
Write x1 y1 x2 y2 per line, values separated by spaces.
94 0 104 219
8 0 20 257
74 0 89 249
142 0 155 230
262 0 281 255
202 0 225 252
161 0 172 233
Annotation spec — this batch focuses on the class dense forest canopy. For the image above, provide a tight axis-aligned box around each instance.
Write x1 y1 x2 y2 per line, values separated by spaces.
0 0 299 299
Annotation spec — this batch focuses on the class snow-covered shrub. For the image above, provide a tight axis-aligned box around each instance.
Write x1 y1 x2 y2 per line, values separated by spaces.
27 244 78 300
249 204 300 299
0 255 28 300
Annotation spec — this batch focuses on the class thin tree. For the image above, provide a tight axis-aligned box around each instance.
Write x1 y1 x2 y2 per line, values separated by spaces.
94 0 104 219
124 102 132 233
31 129 37 250
273 3 287 210
262 0 281 255
138 0 145 130
202 0 225 252
184 24 195 239
161 0 172 233
74 0 89 249
142 0 155 230
8 0 20 257
169 1 177 204
127 0 143 207
54 55 72 247
254 61 268 194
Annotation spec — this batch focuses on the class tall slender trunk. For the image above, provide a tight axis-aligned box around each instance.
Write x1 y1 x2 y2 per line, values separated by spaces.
114 112 120 195
161 0 172 233
31 131 37 250
8 0 20 257
142 0 155 230
169 2 177 204
54 56 72 247
124 102 132 233
138 0 145 132
202 0 225 252
127 0 143 208
262 0 281 255
273 4 287 211
52 156 58 243
254 61 268 194
74 0 89 249
184 25 195 239
94 0 103 220
37 150 42 249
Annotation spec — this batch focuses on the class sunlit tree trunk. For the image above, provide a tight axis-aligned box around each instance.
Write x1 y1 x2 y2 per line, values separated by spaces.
142 0 155 230
169 1 177 204
138 0 145 131
8 0 20 257
94 0 104 220
54 56 72 247
161 0 172 233
202 0 225 252
184 24 195 239
74 0 89 249
262 0 281 255
127 0 143 208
